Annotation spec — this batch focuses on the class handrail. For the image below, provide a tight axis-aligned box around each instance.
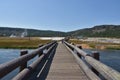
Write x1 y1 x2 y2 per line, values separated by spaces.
12 43 57 80
64 41 120 80
64 43 101 80
85 56 120 80
64 41 89 57
0 41 56 78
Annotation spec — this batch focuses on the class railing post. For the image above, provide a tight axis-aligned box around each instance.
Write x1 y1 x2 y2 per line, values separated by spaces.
39 51 43 57
72 43 76 51
38 44 43 47
20 50 28 72
77 45 82 58
91 51 100 75
38 45 43 57
92 51 99 60
71 43 75 45
77 45 82 49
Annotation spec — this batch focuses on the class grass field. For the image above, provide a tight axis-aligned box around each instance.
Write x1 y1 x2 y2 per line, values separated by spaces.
0 37 51 49
69 39 120 50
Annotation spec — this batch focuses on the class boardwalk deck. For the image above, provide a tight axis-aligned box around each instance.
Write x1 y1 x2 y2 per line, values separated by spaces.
46 42 90 80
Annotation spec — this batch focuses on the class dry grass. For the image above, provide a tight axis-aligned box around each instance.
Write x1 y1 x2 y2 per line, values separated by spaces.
69 39 120 50
0 37 51 49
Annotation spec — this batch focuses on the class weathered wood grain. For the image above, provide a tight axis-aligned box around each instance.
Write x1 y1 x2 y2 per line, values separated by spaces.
46 42 90 80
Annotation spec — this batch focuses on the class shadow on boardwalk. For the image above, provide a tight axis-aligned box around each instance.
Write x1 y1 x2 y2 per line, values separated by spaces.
28 44 58 80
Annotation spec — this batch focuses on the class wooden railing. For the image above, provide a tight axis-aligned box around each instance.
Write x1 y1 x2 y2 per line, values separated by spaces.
64 41 120 80
0 41 57 79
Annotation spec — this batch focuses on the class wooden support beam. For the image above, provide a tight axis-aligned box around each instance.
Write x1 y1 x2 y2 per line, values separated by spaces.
0 41 56 78
92 51 99 60
91 51 100 75
20 50 28 72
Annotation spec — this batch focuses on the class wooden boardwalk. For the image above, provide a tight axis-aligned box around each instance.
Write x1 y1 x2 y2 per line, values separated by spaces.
46 42 90 80
1 41 120 80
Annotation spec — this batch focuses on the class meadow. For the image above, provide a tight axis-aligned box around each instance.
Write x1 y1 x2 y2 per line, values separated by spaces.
0 37 51 49
69 39 120 50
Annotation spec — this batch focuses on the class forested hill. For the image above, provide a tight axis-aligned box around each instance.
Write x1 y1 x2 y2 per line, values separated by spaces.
68 25 120 38
0 25 120 37
0 27 67 37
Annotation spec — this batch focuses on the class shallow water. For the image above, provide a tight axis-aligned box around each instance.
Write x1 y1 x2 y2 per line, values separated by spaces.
84 49 120 72
0 49 36 80
0 49 120 80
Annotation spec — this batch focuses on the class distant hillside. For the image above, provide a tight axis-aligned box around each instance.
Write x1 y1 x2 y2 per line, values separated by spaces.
68 25 120 38
0 27 67 37
0 25 120 37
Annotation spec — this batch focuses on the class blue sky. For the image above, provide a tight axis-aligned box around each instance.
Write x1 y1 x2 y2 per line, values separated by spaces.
0 0 120 32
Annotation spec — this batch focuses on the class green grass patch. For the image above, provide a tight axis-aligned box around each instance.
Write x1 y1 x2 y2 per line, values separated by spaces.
106 46 120 50
0 37 51 49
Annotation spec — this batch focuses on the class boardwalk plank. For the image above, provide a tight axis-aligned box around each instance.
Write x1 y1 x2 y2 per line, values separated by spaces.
46 42 90 80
